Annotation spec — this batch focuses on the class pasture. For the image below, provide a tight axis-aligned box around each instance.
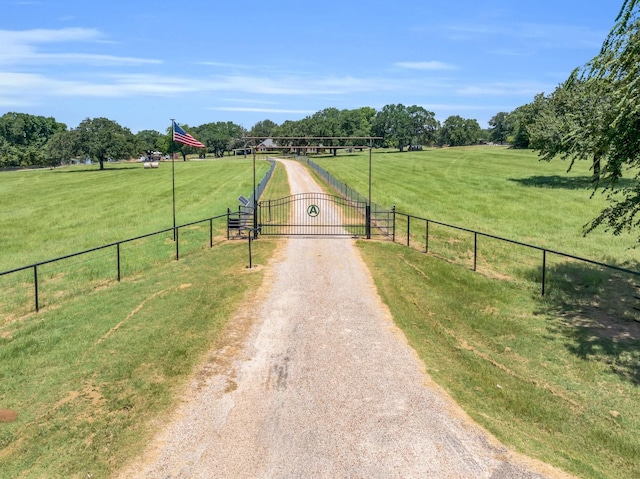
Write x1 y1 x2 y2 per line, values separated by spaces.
0 158 272 318
313 146 639 266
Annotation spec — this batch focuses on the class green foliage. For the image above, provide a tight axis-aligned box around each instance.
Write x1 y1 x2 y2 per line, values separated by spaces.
135 129 164 155
0 112 66 167
249 119 278 139
193 121 245 158
577 0 640 237
372 104 439 150
488 112 509 144
438 115 482 146
73 117 137 170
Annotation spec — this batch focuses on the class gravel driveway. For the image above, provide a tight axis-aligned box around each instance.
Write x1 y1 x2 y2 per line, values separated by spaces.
118 159 572 479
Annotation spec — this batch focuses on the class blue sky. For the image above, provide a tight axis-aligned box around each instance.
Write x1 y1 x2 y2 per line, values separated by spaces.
2 0 622 133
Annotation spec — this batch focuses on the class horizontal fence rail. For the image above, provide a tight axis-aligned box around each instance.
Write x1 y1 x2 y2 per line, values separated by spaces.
393 211 640 302
1 213 229 315
289 155 639 314
0 158 280 316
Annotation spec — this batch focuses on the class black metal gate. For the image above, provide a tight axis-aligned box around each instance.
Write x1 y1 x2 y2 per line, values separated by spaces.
258 193 370 237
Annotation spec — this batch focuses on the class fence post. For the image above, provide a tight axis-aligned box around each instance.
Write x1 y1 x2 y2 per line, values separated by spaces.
33 265 39 312
407 215 411 247
175 227 179 261
425 220 429 253
117 243 121 281
474 232 478 271
209 218 213 248
542 250 547 296
227 208 231 240
392 206 396 242
366 205 371 239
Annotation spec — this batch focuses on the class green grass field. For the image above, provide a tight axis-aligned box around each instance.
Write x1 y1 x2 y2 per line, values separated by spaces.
0 158 272 319
312 146 639 267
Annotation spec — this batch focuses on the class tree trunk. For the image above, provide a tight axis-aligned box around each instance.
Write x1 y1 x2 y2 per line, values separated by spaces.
99 158 104 170
592 153 601 183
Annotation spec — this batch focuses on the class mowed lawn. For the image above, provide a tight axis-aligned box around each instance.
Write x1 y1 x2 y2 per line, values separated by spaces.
0 158 272 272
313 146 639 267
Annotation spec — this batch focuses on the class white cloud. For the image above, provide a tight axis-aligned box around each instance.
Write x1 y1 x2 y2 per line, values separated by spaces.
211 107 315 114
395 61 457 70
457 81 552 96
0 28 161 66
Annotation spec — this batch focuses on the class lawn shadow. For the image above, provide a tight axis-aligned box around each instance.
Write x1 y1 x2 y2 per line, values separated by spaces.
509 175 636 190
533 260 640 384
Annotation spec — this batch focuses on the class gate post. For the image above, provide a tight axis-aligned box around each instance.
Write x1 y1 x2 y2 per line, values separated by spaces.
392 206 396 242
366 205 371 239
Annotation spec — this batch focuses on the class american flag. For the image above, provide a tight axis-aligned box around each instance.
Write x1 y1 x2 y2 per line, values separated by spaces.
172 121 205 148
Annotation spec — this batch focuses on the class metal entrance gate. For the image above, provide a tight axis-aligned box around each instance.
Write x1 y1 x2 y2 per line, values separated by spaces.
258 193 370 237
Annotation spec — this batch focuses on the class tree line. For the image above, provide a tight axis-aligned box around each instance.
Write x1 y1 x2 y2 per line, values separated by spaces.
0 107 490 170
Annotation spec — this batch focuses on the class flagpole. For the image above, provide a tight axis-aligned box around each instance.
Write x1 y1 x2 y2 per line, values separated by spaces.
170 119 176 241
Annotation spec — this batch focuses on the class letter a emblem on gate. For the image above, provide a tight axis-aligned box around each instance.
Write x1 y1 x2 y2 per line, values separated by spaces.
307 204 319 217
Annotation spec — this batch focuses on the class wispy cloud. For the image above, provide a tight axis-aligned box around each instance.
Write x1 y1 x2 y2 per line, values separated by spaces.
0 28 161 66
446 22 605 50
211 107 315 114
457 81 552 96
395 61 457 70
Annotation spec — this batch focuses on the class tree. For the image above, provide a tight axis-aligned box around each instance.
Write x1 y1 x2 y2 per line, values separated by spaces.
407 106 440 146
46 130 77 166
249 119 277 140
372 104 413 151
135 129 164 155
0 112 66 167
529 0 640 238
438 116 481 146
529 80 614 182
578 0 640 237
488 112 509 145
74 117 136 170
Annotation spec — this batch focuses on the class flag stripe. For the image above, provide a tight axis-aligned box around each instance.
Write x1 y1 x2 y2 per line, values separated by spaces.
172 121 205 148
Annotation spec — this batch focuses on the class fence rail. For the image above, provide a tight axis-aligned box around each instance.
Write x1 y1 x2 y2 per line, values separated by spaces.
1 214 230 314
294 156 640 313
393 211 640 297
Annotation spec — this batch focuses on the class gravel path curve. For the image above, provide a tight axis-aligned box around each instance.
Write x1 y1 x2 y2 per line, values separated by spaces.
118 159 572 479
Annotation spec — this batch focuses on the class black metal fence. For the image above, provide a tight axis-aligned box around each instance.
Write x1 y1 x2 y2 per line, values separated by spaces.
297 156 640 318
392 210 640 300
0 214 230 315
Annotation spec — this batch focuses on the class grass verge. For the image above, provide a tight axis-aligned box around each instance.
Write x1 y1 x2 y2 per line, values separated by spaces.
0 239 276 478
357 240 640 479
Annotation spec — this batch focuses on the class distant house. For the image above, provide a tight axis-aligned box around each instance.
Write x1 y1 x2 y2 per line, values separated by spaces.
257 138 276 153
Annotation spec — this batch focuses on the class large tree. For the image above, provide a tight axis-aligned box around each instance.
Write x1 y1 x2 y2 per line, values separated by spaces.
529 79 614 182
579 0 640 237
373 104 411 150
438 116 481 147
74 117 136 170
0 112 66 167
249 119 277 140
488 112 509 145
